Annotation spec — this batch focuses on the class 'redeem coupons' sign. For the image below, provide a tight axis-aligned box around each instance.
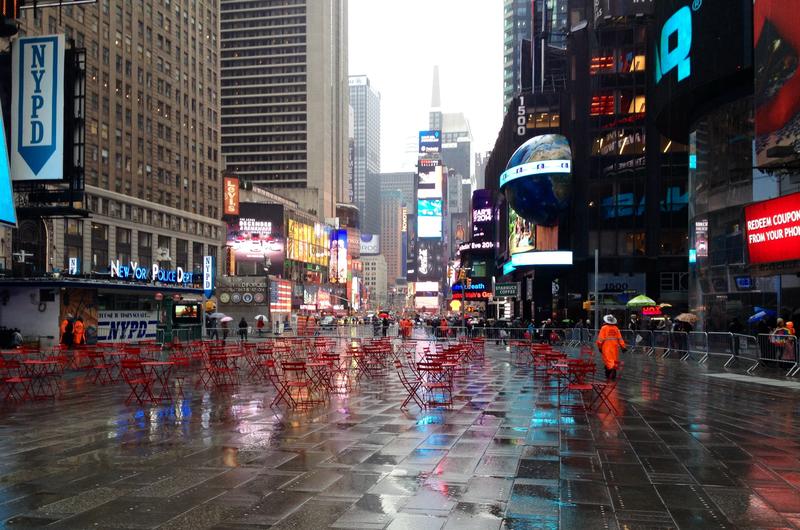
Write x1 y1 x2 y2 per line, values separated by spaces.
745 192 800 264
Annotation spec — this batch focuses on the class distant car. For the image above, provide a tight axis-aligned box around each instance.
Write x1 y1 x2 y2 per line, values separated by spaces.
320 316 336 330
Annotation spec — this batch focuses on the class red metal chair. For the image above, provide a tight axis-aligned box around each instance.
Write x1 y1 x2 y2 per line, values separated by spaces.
417 361 452 408
120 359 155 405
281 361 317 410
394 360 423 410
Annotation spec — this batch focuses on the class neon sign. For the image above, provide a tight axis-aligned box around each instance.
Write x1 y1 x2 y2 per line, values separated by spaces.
109 259 195 285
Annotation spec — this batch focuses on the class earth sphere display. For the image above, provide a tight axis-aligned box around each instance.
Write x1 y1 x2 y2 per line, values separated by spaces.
500 134 572 227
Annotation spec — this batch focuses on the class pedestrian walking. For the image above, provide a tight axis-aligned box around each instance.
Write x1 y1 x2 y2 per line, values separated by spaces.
770 318 793 361
221 320 229 341
596 314 625 380
256 317 265 336
61 314 74 347
238 317 248 342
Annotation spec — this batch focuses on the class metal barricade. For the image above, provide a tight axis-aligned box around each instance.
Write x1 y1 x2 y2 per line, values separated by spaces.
705 332 734 365
651 330 671 357
731 333 761 374
685 331 707 361
757 333 798 377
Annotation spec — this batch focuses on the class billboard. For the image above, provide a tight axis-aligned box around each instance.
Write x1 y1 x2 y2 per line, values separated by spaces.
754 0 800 168
471 189 494 243
96 310 158 342
417 161 443 199
329 229 348 283
508 206 559 255
11 34 65 181
225 203 284 276
418 199 443 238
287 220 329 266
417 240 444 282
651 0 753 139
744 192 800 264
406 213 417 280
418 130 441 154
0 105 17 226
223 176 239 215
360 233 380 255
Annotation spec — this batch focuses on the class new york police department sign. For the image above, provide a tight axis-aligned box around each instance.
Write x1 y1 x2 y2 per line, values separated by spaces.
11 34 65 181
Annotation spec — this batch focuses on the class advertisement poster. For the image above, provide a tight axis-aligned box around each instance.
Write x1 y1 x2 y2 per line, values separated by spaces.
287 219 329 266
417 162 443 199
745 192 800 264
417 240 444 282
223 177 240 215
418 199 443 238
471 189 494 243
418 130 441 154
754 0 800 168
360 233 380 255
329 229 348 283
509 206 535 254
225 203 284 276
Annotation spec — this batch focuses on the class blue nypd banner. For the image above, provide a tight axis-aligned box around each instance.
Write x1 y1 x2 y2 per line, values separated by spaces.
0 106 17 226
11 34 65 181
96 311 158 342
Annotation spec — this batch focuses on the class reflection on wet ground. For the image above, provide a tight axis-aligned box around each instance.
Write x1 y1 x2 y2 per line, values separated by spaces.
1 343 799 529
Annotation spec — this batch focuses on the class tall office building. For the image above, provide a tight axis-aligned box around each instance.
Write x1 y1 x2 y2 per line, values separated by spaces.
379 172 416 215
380 191 404 289
348 75 381 232
14 1 223 276
220 0 349 220
503 0 531 104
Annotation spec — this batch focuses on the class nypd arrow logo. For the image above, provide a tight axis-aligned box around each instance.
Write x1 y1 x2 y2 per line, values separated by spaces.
11 35 65 181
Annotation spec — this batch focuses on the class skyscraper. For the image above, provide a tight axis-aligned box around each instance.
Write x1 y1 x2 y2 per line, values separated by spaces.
220 0 349 220
380 191 404 289
348 75 381 232
14 1 223 276
503 0 531 104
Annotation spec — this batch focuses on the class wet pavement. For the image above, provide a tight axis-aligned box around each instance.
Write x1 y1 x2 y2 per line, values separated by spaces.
1 341 800 529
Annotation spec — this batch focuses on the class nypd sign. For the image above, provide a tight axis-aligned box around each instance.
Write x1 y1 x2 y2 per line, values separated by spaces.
97 311 158 342
11 34 65 181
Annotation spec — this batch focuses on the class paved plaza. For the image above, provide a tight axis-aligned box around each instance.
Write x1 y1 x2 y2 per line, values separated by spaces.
1 341 799 529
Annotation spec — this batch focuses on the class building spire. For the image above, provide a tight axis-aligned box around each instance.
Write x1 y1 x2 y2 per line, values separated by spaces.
431 65 441 110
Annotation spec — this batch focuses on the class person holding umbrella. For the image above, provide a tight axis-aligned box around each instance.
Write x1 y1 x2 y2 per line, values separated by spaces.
597 314 625 380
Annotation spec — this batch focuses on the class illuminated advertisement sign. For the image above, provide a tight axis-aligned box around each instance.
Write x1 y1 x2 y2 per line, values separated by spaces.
415 296 439 311
499 159 571 188
694 218 708 257
744 192 800 264
755 0 800 167
418 199 443 239
417 162 443 199
287 220 329 266
0 105 17 226
223 176 239 216
509 206 559 255
360 233 380 255
225 203 285 276
471 189 494 243
11 34 65 181
329 229 348 283
651 0 752 139
109 260 196 286
406 214 417 280
417 240 444 282
510 251 573 267
418 130 441 154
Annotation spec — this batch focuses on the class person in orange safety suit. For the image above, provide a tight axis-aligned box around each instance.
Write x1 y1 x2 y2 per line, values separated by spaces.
596 314 625 380
72 317 86 346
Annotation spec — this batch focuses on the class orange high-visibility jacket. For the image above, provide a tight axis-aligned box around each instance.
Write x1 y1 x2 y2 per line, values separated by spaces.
596 324 625 369
73 320 85 345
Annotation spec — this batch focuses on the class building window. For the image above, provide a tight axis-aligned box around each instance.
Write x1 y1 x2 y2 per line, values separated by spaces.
138 232 153 268
117 228 131 264
192 242 203 273
157 235 171 268
176 239 188 270
91 223 109 272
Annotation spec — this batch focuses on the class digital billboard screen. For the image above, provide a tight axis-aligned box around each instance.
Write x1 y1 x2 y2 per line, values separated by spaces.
417 240 444 282
360 233 380 255
225 203 284 276
418 199 443 238
744 192 800 264
471 189 494 243
417 162 443 199
329 229 348 283
754 0 800 168
651 0 753 139
287 219 329 266
508 205 560 256
418 130 441 154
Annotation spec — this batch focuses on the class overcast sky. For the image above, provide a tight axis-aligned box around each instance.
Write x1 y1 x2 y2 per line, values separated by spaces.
348 0 504 174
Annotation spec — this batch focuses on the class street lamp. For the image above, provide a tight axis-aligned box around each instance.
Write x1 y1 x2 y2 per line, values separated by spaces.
263 256 272 329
